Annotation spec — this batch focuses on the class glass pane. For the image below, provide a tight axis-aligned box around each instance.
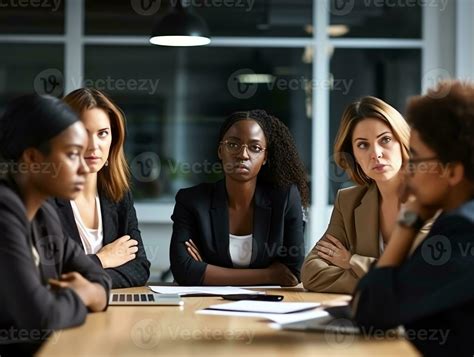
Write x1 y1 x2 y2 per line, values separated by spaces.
85 0 312 37
329 0 422 38
0 3 64 34
0 44 64 109
328 48 421 203
84 45 312 202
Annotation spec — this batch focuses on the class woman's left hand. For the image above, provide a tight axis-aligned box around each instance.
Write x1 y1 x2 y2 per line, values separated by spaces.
316 234 352 270
185 239 203 262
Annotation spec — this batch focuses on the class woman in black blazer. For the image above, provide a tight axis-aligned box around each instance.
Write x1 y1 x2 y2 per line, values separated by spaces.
0 94 110 355
170 110 309 286
52 88 150 288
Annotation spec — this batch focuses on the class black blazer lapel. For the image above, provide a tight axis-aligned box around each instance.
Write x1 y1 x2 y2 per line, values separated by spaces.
99 194 117 245
250 184 272 266
54 198 82 246
209 180 232 266
31 209 61 283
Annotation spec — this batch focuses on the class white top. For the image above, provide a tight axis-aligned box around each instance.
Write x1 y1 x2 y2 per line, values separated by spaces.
379 231 386 255
70 196 103 255
31 243 40 269
229 233 253 268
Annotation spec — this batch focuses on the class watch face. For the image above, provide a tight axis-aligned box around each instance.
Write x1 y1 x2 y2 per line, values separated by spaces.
403 211 419 226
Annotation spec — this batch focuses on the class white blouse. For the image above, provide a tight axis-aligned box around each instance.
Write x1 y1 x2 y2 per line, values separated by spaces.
229 233 253 268
70 196 103 255
379 231 387 255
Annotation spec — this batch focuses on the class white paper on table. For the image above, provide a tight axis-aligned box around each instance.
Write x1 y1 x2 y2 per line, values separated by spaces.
205 300 320 314
149 286 266 296
196 308 329 324
239 285 281 289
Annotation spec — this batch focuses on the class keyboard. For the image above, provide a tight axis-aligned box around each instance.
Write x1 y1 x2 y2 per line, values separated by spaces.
109 292 184 306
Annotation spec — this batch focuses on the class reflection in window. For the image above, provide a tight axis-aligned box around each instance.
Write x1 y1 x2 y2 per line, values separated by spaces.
329 0 421 39
85 0 312 37
84 45 312 202
0 4 64 34
328 48 421 202
0 44 64 110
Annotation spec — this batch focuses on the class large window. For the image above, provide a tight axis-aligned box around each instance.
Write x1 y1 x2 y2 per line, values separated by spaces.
85 0 313 37
328 48 421 200
84 45 312 200
0 44 64 107
0 0 435 243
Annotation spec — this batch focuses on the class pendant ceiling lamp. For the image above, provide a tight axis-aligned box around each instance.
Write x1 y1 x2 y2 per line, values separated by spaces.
149 1 211 47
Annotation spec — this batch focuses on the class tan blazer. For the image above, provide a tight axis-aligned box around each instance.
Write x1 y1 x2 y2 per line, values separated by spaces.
301 183 433 294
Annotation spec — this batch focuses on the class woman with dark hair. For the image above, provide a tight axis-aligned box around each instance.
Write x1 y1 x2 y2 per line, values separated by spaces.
51 88 150 288
170 109 309 286
0 94 110 355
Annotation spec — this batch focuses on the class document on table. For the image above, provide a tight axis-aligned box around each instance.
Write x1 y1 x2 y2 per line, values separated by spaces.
149 286 266 296
196 308 328 325
204 300 320 314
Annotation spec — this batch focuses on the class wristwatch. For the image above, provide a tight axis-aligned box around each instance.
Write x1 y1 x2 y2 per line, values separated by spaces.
397 210 425 231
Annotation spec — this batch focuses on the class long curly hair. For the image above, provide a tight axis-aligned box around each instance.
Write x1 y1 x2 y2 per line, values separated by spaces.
218 110 309 207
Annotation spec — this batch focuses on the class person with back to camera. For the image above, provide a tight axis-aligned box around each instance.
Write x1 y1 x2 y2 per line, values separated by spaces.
302 97 435 294
0 94 111 356
170 109 309 286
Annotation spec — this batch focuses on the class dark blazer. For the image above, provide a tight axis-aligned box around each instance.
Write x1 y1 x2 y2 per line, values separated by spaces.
353 199 474 356
170 179 305 285
0 180 111 354
52 191 150 288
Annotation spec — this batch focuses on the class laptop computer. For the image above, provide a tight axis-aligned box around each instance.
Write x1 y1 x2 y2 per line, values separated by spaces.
109 292 184 306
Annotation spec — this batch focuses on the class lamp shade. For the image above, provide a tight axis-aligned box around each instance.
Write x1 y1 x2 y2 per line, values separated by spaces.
149 5 210 47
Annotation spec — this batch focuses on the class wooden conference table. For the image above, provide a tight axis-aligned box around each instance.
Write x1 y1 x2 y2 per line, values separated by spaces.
38 286 419 356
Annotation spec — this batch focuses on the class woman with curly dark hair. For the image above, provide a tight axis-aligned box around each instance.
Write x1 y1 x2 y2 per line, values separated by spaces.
170 109 308 286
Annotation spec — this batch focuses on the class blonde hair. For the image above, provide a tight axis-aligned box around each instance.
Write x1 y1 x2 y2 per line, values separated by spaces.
333 96 410 185
63 88 130 202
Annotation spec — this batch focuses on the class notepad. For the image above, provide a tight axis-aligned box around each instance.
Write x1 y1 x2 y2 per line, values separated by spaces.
204 300 320 314
149 286 266 296
197 308 328 324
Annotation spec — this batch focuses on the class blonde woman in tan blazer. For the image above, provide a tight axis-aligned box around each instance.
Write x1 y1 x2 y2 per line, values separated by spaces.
302 97 433 294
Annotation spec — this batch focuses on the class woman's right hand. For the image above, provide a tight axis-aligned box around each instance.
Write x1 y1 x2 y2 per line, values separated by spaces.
96 235 138 269
267 261 299 287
